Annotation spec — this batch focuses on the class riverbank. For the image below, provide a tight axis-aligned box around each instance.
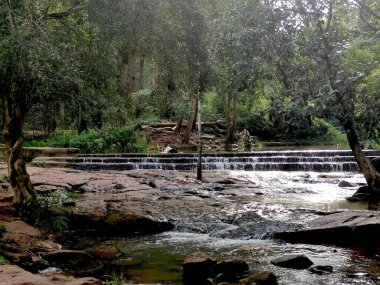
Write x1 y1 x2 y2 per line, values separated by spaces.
1 164 380 284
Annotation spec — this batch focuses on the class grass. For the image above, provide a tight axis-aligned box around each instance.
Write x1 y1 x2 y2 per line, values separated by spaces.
104 272 134 285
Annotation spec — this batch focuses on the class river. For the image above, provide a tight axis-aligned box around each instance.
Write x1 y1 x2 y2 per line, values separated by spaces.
96 171 380 285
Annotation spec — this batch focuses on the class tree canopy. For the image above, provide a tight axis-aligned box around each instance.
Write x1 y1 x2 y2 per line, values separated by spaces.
0 0 379 206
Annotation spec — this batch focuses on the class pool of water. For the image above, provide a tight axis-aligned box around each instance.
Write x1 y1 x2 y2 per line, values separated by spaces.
103 171 380 284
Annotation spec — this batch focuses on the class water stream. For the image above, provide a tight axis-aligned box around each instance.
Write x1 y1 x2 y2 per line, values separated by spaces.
98 171 380 285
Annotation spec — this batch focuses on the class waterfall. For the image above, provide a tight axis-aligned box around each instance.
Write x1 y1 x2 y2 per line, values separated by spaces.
60 150 380 172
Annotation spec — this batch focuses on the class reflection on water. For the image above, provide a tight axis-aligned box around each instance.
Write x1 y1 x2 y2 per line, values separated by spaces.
108 171 380 284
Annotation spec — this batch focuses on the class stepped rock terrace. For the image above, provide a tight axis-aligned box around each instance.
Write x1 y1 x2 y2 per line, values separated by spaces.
32 149 380 172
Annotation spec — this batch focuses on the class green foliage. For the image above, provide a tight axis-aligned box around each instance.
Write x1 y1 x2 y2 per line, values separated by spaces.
104 272 133 285
202 91 224 121
25 128 149 153
0 224 6 240
0 255 8 265
298 118 349 147
24 189 80 233
5 0 380 152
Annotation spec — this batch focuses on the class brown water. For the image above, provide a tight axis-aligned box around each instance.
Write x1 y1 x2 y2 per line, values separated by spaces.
106 171 380 285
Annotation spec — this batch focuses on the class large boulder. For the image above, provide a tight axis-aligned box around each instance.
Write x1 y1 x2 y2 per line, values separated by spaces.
372 157 380 172
274 211 380 246
183 252 217 285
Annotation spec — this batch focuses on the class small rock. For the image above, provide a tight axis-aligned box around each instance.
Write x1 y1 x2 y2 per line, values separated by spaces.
215 259 249 282
162 145 178 153
338 180 354 187
38 267 62 274
309 265 333 275
271 255 313 269
43 250 93 267
183 252 217 284
240 271 278 285
216 179 236 185
85 244 118 260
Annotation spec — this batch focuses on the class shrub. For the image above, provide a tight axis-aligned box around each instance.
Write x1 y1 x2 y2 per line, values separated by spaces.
25 127 149 153
0 256 8 265
0 224 6 240
24 189 81 233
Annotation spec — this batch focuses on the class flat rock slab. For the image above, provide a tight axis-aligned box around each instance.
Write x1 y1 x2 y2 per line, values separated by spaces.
274 211 380 246
0 265 101 285
1 220 61 253
28 168 175 235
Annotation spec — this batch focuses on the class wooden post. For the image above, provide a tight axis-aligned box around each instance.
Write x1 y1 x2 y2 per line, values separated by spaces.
197 91 202 181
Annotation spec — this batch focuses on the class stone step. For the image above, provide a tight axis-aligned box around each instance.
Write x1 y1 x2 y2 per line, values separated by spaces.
60 161 359 172
76 150 380 158
0 147 80 160
33 156 361 163
29 150 379 172
29 161 74 169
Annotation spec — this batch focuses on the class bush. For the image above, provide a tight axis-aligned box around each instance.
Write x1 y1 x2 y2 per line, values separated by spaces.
0 256 8 265
297 118 349 147
0 224 6 240
25 127 149 153
24 189 81 233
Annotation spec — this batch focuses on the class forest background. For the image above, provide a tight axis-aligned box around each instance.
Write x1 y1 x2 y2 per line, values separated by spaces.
1 0 379 154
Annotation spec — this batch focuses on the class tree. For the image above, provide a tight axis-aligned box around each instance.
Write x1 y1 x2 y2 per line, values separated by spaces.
174 0 208 144
294 0 380 193
0 1 85 207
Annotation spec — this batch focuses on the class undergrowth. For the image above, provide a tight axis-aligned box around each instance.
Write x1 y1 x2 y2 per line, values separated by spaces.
25 127 149 153
296 118 349 148
0 255 8 265
0 225 8 265
104 272 134 285
23 189 81 233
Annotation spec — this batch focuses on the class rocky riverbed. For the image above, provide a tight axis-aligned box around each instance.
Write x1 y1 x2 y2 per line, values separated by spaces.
0 165 380 284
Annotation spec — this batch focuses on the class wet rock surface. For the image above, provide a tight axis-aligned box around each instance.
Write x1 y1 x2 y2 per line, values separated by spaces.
240 271 279 285
183 252 251 284
0 265 102 285
183 252 217 284
274 211 380 246
271 254 313 269
0 164 379 284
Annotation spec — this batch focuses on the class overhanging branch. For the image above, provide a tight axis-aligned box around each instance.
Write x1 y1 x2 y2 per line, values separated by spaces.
40 3 86 21
353 0 380 20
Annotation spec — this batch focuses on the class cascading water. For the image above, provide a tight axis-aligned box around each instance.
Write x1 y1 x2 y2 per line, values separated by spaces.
48 150 380 285
89 171 380 285
64 150 379 172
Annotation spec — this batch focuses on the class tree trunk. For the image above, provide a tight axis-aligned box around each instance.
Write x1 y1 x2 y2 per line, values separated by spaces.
2 97 34 208
225 95 238 148
138 57 145 91
342 117 380 192
182 97 198 144
59 102 65 127
174 115 183 134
